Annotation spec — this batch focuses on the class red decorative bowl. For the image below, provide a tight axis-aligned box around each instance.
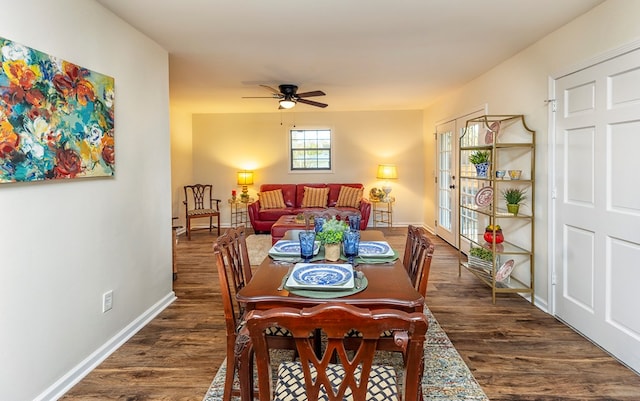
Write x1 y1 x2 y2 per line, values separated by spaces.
484 229 504 244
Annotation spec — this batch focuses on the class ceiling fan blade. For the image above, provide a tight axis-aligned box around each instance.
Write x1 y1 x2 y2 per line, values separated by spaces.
259 85 282 96
296 90 326 98
297 98 328 108
241 96 279 98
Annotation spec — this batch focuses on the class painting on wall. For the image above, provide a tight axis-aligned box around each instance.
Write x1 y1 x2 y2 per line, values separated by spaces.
0 36 115 184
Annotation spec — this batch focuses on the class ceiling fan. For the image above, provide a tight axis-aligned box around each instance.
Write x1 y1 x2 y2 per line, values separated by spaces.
243 84 328 109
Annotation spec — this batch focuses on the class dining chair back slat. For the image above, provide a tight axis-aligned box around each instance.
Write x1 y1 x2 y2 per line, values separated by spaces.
403 225 435 297
219 227 252 312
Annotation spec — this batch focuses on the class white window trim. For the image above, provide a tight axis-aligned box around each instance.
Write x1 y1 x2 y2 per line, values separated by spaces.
287 126 334 174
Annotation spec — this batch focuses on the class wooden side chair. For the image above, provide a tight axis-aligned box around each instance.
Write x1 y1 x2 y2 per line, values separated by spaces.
184 184 221 240
240 303 428 401
213 227 294 401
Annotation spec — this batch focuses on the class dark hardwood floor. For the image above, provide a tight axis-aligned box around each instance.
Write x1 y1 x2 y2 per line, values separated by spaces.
61 227 640 400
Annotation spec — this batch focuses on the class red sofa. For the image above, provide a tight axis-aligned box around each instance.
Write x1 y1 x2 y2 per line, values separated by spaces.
248 183 371 233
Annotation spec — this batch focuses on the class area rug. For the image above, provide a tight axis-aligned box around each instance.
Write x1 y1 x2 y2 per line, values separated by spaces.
202 305 488 401
245 234 272 265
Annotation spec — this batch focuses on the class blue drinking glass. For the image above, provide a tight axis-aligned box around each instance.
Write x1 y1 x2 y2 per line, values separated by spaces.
343 229 360 265
298 231 316 262
314 216 325 234
348 214 362 231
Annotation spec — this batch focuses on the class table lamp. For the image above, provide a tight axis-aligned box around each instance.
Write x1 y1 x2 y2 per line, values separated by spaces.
376 164 398 202
237 170 254 202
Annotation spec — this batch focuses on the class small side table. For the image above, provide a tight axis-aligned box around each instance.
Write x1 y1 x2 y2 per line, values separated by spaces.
229 198 252 227
370 197 395 228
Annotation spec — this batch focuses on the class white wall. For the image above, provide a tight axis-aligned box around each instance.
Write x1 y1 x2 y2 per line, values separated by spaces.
179 110 425 228
422 0 640 309
0 1 174 400
170 107 194 219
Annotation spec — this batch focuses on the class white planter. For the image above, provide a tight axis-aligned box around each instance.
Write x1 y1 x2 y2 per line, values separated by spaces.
468 255 496 272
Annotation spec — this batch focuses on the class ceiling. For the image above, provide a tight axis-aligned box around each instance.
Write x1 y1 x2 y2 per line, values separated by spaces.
96 0 604 113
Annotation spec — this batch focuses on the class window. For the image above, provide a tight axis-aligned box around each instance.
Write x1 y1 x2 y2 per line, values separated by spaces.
290 129 332 171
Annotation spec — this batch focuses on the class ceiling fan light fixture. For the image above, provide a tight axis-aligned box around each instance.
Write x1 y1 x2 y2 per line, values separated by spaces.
279 98 296 109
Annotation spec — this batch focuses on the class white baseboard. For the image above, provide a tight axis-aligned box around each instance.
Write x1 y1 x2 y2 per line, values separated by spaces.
35 292 177 401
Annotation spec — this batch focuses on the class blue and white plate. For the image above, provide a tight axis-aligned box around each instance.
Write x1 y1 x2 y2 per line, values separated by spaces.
358 241 394 257
269 240 320 256
286 263 354 290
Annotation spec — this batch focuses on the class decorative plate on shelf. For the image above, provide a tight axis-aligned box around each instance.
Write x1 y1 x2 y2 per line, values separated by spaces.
269 240 320 256
474 186 494 208
358 241 394 257
286 263 354 290
484 121 500 144
495 259 515 282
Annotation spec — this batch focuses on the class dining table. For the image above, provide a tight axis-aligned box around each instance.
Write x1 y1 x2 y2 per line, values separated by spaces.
236 229 424 312
235 229 425 401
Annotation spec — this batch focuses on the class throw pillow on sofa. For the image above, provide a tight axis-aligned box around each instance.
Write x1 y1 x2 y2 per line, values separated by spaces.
259 189 286 209
301 186 329 208
336 186 363 208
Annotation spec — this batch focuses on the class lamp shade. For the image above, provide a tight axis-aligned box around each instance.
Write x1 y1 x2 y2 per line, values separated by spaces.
237 171 254 185
376 164 398 180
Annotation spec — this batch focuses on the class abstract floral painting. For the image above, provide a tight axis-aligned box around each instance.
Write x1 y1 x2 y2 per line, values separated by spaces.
0 36 114 184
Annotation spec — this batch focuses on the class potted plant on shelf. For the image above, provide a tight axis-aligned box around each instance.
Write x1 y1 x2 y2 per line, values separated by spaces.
316 217 348 261
502 187 527 215
468 247 495 271
469 150 490 177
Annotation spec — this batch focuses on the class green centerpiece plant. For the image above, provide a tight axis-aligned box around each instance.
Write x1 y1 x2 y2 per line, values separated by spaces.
316 217 348 244
316 217 348 261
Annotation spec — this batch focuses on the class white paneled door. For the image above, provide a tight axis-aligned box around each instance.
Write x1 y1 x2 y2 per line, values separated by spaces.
553 46 640 373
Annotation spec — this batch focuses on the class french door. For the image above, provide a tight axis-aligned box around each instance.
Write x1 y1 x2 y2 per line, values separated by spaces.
435 121 457 246
436 110 484 247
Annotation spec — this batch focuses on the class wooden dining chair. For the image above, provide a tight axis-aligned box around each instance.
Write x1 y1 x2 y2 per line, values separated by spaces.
213 227 294 401
213 230 251 401
184 184 221 240
239 303 428 401
403 225 435 297
403 225 423 275
218 226 253 308
345 226 434 364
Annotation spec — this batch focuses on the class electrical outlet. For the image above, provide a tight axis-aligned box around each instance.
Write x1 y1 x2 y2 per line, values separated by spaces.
102 290 113 313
